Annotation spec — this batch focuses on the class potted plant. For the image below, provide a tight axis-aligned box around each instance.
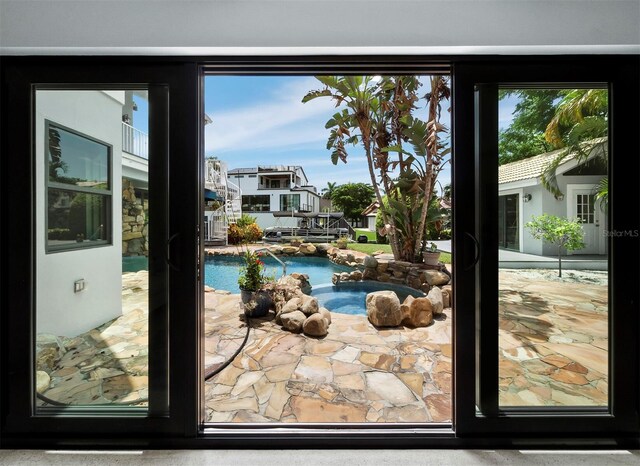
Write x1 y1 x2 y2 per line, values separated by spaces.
290 236 303 247
336 236 349 250
238 250 273 317
423 242 441 266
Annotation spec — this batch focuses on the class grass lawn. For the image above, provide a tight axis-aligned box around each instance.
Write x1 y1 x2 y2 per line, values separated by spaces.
345 242 451 264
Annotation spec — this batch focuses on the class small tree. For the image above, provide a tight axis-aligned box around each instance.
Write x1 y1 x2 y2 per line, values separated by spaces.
330 182 375 225
525 214 586 277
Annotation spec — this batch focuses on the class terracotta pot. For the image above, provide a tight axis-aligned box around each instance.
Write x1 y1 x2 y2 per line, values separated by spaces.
240 289 272 317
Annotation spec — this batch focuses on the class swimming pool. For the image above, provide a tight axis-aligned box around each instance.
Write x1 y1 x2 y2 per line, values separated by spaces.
310 281 425 316
123 256 148 273
203 255 355 294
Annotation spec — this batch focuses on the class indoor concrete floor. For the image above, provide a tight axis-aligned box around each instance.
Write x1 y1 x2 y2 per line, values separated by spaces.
1 449 639 465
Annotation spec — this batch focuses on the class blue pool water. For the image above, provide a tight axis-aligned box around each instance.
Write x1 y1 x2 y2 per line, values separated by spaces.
203 255 355 295
123 256 148 273
311 281 425 316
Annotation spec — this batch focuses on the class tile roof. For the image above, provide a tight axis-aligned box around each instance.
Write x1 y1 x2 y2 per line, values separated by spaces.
498 138 607 185
498 148 567 184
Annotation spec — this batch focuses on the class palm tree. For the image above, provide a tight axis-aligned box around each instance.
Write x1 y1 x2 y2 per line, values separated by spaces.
540 89 608 203
303 75 451 262
321 181 337 200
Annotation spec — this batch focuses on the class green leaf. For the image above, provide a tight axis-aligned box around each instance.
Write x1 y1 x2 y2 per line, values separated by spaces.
302 89 332 103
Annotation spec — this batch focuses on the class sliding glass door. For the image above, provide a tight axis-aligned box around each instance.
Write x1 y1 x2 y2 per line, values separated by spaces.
1 62 199 436
454 61 639 436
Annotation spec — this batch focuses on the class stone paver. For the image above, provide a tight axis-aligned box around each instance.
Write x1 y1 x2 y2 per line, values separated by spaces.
35 266 609 418
205 290 452 423
498 269 608 407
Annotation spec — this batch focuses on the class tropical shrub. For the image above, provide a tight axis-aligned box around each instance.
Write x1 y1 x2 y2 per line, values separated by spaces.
227 221 263 245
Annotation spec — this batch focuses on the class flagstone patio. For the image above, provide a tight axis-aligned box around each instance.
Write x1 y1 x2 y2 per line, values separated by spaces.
35 267 608 419
204 291 452 423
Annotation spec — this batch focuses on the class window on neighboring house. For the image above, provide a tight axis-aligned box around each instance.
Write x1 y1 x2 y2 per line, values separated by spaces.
280 194 300 212
242 195 270 212
46 121 112 252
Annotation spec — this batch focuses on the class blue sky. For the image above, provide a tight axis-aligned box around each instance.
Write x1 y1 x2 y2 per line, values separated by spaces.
203 76 456 193
131 77 518 194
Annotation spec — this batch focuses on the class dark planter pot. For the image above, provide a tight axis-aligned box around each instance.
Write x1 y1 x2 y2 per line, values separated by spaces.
240 289 272 318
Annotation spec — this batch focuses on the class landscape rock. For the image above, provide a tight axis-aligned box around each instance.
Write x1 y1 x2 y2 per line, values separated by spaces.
303 313 329 337
319 307 332 325
362 268 377 280
281 246 298 255
401 296 433 327
422 270 450 286
364 255 378 268
281 311 306 333
300 295 319 316
427 287 444 315
36 371 50 394
350 270 363 281
299 243 317 255
366 291 402 327
280 297 301 314
441 288 451 308
315 243 331 255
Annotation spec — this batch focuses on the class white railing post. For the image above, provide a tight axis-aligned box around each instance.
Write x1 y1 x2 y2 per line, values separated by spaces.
122 122 149 159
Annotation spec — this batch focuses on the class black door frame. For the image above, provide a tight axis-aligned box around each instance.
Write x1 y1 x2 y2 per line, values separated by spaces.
453 59 640 437
0 59 200 437
1 55 638 447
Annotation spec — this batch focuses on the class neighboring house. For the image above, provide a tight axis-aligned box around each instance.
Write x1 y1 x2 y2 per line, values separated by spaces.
204 157 242 245
227 165 321 229
361 201 380 231
498 140 608 256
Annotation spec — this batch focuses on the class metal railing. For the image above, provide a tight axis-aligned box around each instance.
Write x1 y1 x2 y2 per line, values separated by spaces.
255 248 287 278
122 122 149 159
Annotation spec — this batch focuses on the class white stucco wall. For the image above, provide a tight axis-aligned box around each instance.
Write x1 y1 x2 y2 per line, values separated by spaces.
36 90 124 337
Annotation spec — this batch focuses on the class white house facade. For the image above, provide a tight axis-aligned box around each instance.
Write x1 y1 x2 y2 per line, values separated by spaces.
227 165 321 229
498 141 608 256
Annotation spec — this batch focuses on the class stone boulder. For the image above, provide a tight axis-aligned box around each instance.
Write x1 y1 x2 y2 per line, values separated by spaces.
363 255 378 268
36 371 51 394
281 246 298 255
281 310 306 333
440 287 451 308
303 313 329 337
366 290 402 327
300 295 319 316
280 297 301 314
299 243 317 255
349 270 363 281
422 270 450 286
427 287 444 315
319 307 332 325
315 243 331 255
401 296 433 327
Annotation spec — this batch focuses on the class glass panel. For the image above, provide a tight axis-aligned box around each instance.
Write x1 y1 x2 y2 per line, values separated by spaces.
204 75 452 424
48 190 109 249
498 87 608 407
35 89 150 411
47 123 110 187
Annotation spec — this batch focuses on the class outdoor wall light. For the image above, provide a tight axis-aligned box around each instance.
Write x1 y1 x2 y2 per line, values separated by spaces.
555 194 565 201
523 193 532 202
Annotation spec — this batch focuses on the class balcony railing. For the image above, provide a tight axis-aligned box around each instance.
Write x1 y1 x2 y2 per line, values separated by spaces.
122 122 149 159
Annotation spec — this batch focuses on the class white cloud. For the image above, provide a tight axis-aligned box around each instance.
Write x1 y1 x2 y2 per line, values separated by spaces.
205 77 338 155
